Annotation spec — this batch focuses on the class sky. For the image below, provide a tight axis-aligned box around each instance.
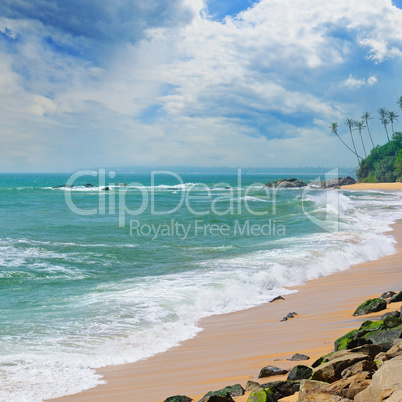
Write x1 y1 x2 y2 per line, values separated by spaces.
1 0 402 171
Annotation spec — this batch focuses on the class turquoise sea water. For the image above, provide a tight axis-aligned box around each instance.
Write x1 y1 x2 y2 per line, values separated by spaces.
0 171 401 401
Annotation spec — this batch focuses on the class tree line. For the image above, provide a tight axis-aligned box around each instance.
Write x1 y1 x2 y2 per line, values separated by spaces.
330 96 402 182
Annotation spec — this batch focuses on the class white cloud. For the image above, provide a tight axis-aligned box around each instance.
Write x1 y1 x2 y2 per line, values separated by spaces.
2 0 402 171
340 74 378 89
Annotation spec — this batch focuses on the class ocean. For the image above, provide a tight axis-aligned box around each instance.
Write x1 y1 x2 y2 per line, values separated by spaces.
0 171 401 401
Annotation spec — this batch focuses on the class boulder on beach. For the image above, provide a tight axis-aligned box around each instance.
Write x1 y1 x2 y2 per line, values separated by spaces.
198 384 244 402
389 291 402 303
258 365 289 378
311 353 370 383
287 365 312 381
353 298 387 316
288 353 309 361
164 396 192 402
355 356 402 402
269 296 285 303
380 291 397 299
265 178 307 188
334 319 402 351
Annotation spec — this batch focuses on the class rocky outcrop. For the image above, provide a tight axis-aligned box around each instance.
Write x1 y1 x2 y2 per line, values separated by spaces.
320 177 356 189
354 356 402 402
266 178 307 188
258 366 289 378
353 298 387 316
311 353 370 383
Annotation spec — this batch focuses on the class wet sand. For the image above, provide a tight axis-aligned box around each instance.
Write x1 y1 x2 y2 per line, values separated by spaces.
54 217 402 402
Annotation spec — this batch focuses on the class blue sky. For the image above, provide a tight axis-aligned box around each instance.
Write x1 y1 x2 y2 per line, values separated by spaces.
1 0 402 171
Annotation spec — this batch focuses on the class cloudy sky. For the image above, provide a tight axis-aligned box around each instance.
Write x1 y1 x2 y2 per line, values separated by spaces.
1 0 402 171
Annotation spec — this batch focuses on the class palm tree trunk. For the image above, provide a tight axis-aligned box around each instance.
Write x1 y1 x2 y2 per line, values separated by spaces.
384 125 390 141
349 127 361 163
359 132 367 157
366 122 375 148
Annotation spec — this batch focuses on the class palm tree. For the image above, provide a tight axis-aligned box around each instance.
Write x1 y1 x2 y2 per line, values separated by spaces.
345 118 361 163
378 108 390 142
387 111 399 135
397 96 402 112
361 111 375 148
354 120 367 157
330 122 361 161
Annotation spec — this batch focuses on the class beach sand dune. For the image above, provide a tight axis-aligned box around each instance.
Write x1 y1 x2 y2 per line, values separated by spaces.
54 221 402 402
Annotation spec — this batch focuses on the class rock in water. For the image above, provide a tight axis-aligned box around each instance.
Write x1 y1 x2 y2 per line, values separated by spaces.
265 178 307 188
353 298 387 316
269 296 285 303
258 366 289 378
320 176 356 188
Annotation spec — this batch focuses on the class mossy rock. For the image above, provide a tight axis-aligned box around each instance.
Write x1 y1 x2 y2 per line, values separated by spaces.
334 329 361 351
164 396 192 402
383 316 402 329
287 365 313 381
246 388 276 402
359 320 385 333
362 324 402 349
353 298 387 316
199 384 244 401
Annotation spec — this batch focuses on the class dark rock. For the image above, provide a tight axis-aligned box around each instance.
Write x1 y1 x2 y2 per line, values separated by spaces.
347 344 386 359
245 381 261 392
381 311 400 320
198 384 243 402
380 291 396 299
287 365 313 381
353 298 387 316
383 316 402 328
288 353 309 361
311 353 370 383
164 396 192 402
269 296 285 303
390 291 402 303
286 313 295 319
311 356 326 368
362 324 402 349
261 380 295 399
258 366 289 378
265 178 307 188
84 183 95 188
200 397 234 402
280 317 288 322
320 176 356 189
102 186 110 191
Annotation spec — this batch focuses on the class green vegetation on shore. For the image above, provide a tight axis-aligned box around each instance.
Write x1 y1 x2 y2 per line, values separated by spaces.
330 96 402 183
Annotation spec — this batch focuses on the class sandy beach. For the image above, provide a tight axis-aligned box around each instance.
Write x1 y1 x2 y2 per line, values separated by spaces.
54 207 402 402
341 183 402 190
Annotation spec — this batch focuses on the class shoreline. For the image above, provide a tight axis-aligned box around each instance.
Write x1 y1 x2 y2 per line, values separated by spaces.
340 182 402 190
54 217 402 402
